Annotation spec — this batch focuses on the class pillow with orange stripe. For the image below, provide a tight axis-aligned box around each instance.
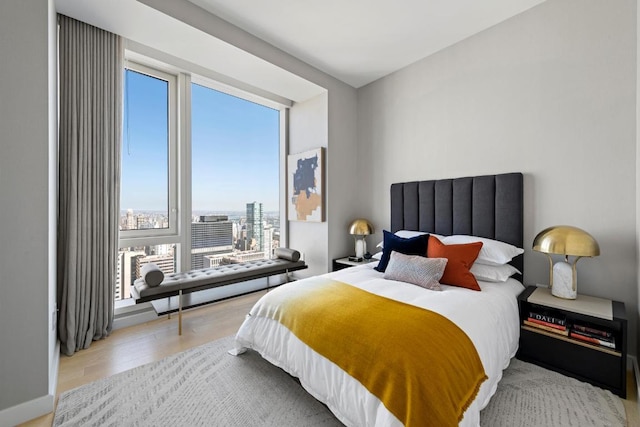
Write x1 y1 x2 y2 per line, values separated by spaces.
427 235 483 291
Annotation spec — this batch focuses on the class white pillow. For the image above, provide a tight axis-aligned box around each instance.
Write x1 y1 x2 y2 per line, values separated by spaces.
442 235 524 266
376 230 443 249
383 251 447 291
372 251 383 260
470 263 521 283
394 230 429 239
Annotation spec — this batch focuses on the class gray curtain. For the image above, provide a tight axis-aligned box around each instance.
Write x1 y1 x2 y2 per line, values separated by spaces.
57 15 122 356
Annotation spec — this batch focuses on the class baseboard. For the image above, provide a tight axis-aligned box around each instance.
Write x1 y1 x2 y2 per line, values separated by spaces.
0 393 54 427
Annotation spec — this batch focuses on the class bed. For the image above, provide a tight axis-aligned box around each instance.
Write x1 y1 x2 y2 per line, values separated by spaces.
233 172 524 426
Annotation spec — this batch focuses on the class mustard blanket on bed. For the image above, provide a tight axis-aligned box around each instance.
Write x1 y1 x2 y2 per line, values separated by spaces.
255 279 487 427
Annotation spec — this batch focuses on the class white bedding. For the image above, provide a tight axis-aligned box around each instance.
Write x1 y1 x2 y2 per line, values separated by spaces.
233 263 523 427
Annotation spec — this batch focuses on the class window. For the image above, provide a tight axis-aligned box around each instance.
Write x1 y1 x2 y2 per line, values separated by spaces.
115 61 284 302
191 83 280 270
120 64 177 237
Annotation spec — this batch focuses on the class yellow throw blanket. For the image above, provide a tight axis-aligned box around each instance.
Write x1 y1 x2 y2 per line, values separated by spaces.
254 279 486 427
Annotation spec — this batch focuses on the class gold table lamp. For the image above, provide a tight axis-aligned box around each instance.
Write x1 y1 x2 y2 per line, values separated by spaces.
532 225 600 299
349 219 374 259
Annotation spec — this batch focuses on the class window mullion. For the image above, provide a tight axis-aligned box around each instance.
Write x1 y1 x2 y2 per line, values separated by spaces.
178 72 192 273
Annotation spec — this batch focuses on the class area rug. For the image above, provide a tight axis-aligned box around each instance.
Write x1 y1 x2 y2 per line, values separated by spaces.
480 358 626 427
54 336 627 426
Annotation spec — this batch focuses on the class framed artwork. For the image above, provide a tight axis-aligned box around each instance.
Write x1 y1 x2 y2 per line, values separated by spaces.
287 147 324 222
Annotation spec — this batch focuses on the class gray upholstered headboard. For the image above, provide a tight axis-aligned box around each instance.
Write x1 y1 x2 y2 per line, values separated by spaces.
390 172 523 277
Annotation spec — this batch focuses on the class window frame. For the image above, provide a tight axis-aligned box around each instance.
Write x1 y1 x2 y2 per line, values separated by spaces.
119 62 179 242
117 55 289 302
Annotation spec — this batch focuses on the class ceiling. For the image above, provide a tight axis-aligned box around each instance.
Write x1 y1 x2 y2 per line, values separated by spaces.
56 0 547 101
188 0 548 88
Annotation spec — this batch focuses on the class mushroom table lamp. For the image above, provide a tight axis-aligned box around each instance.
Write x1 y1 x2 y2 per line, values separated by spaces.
349 219 374 259
532 225 600 299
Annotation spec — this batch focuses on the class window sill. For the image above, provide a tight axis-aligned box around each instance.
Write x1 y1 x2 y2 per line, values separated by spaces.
113 298 157 330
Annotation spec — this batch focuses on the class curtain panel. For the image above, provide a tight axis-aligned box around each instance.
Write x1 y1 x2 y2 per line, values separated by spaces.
57 14 122 356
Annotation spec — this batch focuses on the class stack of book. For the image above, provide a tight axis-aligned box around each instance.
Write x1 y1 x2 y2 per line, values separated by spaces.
570 323 616 349
524 308 568 336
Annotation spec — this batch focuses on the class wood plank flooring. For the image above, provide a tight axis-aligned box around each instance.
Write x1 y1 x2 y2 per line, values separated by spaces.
20 290 267 427
19 289 640 426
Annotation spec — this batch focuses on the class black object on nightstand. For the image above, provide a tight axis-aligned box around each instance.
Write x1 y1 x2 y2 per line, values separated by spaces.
332 257 376 272
517 285 627 398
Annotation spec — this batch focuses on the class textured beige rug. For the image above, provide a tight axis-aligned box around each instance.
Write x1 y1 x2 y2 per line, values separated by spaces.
480 358 626 427
54 336 626 426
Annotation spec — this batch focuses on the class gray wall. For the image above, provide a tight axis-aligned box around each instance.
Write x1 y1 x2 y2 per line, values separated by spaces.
358 0 639 355
0 0 57 421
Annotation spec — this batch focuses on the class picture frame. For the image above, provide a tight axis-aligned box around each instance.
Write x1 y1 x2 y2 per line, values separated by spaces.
287 147 324 222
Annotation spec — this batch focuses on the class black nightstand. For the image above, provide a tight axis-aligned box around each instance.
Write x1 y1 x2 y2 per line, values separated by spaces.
517 285 627 397
332 257 377 271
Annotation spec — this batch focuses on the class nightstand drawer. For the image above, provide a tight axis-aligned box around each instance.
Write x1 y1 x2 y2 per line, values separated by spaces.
519 328 623 393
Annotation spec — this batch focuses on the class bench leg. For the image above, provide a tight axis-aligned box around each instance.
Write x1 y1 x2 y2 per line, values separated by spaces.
178 289 183 336
167 296 171 319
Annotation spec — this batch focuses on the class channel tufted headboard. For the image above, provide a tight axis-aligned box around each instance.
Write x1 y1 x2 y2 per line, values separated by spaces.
390 172 524 277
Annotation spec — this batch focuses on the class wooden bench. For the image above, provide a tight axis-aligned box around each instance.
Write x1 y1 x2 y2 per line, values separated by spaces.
131 258 307 334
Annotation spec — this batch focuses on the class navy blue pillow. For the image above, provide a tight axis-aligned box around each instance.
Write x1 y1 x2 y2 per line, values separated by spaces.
374 230 429 273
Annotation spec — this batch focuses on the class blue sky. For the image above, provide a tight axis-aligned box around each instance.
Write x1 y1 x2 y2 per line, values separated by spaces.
121 70 280 213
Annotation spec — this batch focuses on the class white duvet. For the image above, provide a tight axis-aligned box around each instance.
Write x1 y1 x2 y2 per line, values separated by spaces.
233 263 523 427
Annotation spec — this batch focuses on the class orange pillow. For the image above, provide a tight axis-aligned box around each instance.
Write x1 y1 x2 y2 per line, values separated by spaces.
427 235 483 291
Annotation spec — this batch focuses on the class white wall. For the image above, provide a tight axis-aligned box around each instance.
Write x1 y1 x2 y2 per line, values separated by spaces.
0 0 57 423
289 93 329 276
47 0 60 408
288 88 359 275
358 0 638 355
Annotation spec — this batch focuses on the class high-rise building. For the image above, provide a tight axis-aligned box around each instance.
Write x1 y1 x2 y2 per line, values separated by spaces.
115 249 145 300
191 215 233 269
263 224 274 259
136 253 175 279
126 209 135 230
246 202 263 252
115 251 123 300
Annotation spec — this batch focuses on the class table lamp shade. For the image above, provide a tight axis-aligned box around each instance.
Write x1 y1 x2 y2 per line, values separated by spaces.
349 219 374 236
533 225 599 299
533 225 600 257
349 219 374 258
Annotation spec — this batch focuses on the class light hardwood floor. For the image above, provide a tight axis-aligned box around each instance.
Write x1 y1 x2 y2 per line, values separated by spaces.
20 290 640 426
21 290 268 427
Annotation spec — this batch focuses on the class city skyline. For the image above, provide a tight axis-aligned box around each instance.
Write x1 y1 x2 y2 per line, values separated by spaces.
116 208 281 301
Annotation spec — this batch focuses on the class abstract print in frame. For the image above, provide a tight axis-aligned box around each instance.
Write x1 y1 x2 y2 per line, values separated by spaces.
287 148 324 222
